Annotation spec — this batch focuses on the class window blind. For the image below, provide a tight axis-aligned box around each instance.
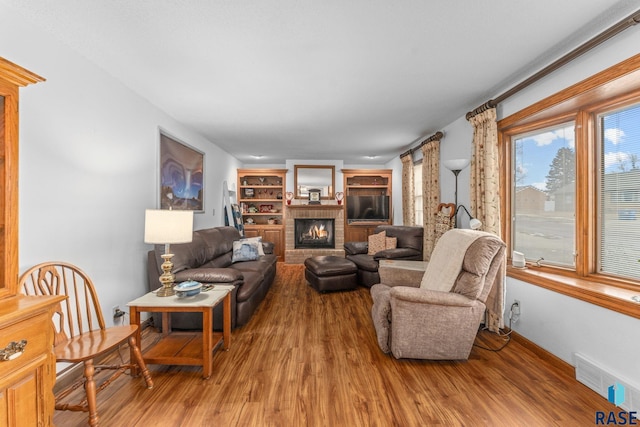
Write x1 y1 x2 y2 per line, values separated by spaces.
599 103 640 279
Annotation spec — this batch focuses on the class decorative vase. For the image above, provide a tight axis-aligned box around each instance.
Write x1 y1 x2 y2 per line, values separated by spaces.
285 192 294 205
335 192 344 205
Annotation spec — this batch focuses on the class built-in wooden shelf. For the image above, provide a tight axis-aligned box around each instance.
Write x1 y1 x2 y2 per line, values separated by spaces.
237 168 287 261
342 169 393 242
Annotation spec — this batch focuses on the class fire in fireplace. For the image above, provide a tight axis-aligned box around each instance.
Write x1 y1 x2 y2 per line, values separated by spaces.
295 218 335 249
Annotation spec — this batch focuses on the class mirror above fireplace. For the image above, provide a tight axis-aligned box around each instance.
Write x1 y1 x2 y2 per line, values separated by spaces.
294 165 335 200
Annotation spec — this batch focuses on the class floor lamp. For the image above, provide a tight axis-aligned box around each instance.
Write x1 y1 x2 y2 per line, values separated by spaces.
443 158 481 229
443 159 469 228
144 209 194 296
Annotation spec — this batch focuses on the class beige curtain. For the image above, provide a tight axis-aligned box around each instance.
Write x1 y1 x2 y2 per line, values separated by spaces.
401 154 415 225
421 139 440 260
468 108 503 333
469 108 501 236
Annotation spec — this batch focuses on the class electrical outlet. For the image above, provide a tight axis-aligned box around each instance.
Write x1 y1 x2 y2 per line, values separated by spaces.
510 300 521 324
513 300 521 316
112 305 126 320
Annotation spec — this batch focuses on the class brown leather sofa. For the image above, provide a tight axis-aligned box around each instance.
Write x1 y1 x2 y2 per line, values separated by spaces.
344 225 423 287
147 226 277 329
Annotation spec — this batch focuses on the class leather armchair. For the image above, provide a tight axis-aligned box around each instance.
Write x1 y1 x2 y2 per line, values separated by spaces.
344 225 423 287
370 230 506 360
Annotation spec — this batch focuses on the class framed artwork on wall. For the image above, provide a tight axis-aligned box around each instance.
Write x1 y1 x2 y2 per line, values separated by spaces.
159 131 204 211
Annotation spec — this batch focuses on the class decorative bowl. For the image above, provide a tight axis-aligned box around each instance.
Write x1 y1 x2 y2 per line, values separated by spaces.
174 280 202 298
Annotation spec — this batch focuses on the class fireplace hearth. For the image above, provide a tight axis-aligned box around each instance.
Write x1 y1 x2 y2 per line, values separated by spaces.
295 218 335 249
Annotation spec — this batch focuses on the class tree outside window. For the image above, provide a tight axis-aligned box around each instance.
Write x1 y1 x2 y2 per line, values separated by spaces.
512 124 576 266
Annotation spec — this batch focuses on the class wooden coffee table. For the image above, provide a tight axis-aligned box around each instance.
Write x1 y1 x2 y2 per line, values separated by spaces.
127 285 232 379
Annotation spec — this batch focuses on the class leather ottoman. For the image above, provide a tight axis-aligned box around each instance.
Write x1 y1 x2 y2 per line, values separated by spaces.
304 256 358 292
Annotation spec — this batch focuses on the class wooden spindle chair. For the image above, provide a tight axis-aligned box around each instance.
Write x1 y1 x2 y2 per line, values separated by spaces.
19 262 153 427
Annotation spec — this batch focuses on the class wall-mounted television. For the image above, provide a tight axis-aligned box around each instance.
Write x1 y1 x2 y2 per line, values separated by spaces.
346 195 390 223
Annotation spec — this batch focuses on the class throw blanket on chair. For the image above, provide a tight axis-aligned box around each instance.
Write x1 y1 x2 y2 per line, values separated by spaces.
420 229 485 291
420 229 505 332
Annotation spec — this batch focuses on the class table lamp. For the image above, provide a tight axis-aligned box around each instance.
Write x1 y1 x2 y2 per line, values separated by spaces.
144 209 194 296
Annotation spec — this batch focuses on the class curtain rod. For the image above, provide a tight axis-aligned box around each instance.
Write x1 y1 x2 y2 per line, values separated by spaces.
400 131 444 158
466 8 640 120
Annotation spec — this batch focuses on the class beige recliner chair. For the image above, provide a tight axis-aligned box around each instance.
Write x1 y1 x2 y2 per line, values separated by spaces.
370 229 506 360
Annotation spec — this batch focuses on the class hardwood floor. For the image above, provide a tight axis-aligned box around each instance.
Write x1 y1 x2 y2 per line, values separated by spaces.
54 264 613 426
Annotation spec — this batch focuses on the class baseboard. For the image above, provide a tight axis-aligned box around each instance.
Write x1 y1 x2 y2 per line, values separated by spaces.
508 329 575 378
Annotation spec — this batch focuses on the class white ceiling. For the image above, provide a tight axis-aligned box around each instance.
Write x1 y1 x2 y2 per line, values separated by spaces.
5 0 639 164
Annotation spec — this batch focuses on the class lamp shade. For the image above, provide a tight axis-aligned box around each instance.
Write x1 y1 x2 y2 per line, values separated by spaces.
443 158 470 172
144 209 194 244
469 218 482 230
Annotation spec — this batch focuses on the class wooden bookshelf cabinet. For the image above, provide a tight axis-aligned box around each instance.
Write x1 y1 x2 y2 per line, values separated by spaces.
342 169 393 242
237 169 287 260
0 58 59 426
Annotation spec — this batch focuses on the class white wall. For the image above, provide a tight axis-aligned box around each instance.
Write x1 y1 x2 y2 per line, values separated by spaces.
439 26 640 386
388 117 476 227
385 156 403 225
2 6 241 324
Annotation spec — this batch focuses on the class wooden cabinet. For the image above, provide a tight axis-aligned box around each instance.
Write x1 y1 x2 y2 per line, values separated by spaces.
0 58 44 299
0 58 52 425
0 295 64 427
237 169 287 260
344 226 379 243
342 169 393 243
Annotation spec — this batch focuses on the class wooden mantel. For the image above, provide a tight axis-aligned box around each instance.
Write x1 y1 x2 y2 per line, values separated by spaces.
286 204 345 210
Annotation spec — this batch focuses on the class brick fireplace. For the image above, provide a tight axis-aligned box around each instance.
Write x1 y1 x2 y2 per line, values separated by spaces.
285 204 345 263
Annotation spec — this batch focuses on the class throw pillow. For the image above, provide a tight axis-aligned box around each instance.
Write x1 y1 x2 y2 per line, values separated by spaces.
368 231 387 255
385 236 397 250
239 236 265 256
232 240 260 263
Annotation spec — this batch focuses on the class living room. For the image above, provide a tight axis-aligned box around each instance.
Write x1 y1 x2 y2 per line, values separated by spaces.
2 1 640 425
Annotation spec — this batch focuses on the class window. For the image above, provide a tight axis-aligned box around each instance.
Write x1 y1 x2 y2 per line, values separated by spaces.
499 54 640 295
512 123 576 267
413 161 423 226
505 101 640 283
598 103 640 280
